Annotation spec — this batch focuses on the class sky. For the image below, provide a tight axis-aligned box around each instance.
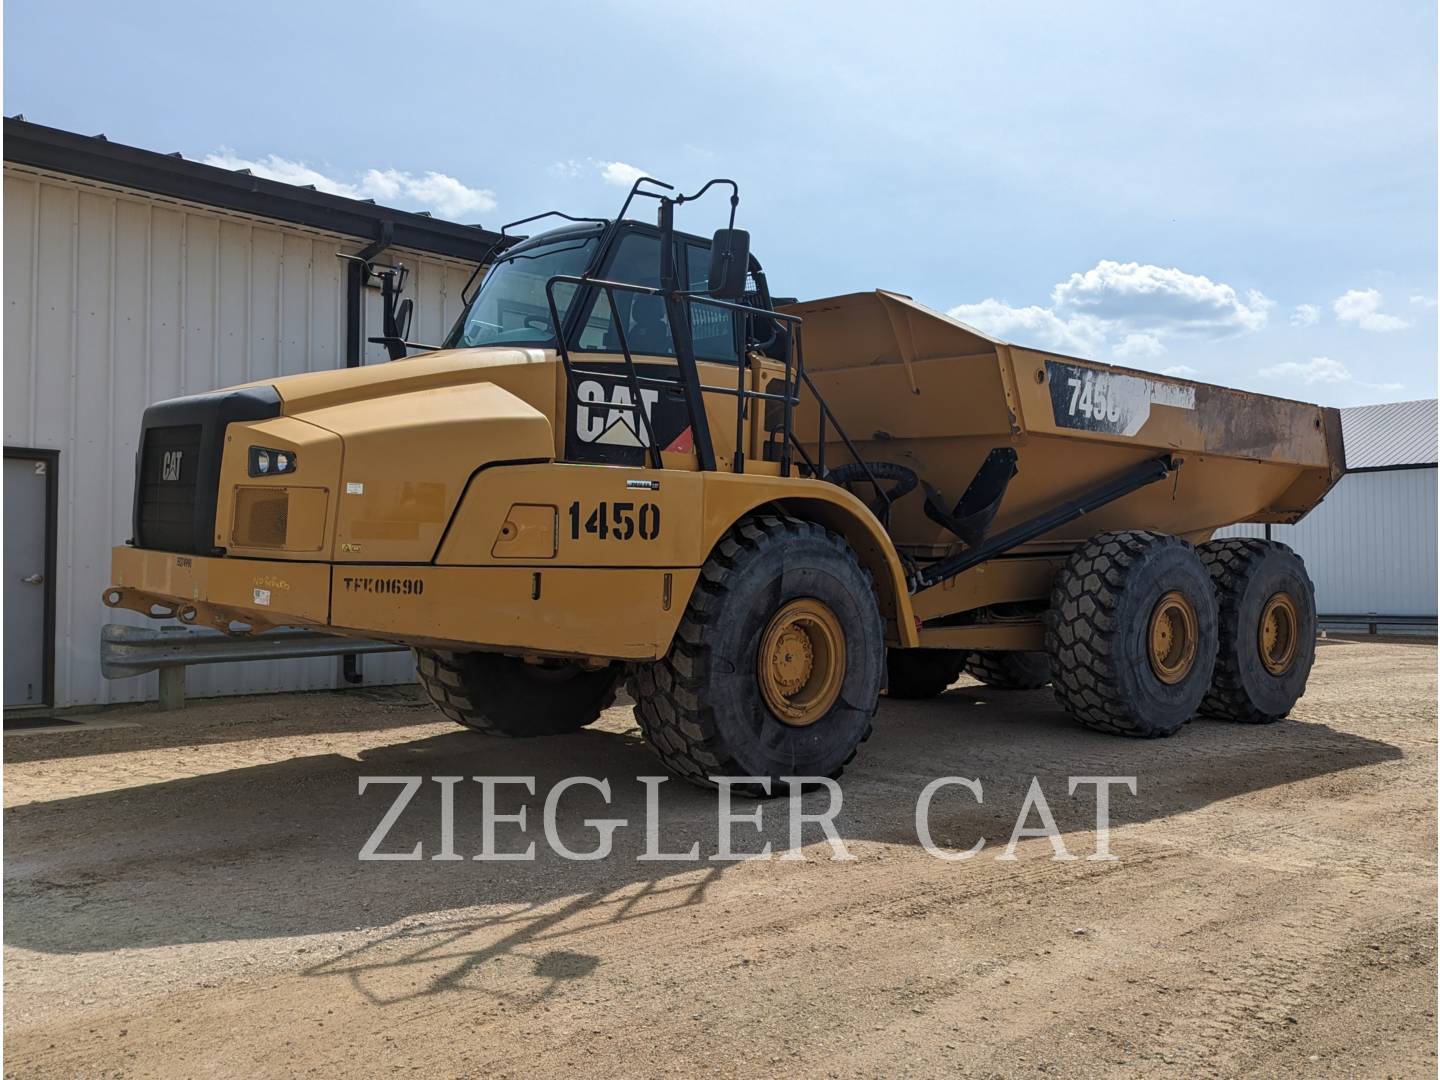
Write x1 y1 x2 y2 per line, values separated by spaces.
6 0 1436 406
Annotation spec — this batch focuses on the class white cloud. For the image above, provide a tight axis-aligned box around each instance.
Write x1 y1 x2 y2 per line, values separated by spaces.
1290 303 1321 327
1410 293 1437 308
1259 356 1352 384
204 150 496 219
1115 332 1166 360
361 169 493 217
1161 364 1199 378
1051 260 1272 337
946 299 1106 356
949 259 1268 365
598 161 647 187
550 158 659 189
1332 288 1411 332
1258 356 1403 392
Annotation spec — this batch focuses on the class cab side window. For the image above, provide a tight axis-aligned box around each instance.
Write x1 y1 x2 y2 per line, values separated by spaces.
576 233 674 356
572 233 741 363
684 242 740 364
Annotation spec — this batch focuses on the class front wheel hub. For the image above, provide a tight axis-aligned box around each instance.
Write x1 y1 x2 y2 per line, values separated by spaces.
757 598 846 726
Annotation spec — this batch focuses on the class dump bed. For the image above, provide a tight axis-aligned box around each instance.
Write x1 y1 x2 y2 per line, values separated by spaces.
782 291 1345 554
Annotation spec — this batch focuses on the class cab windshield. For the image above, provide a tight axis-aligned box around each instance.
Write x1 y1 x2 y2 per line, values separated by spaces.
444 236 598 349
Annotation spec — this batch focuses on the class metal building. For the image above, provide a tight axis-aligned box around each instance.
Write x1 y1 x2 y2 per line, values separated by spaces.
3 118 502 709
1214 399 1437 622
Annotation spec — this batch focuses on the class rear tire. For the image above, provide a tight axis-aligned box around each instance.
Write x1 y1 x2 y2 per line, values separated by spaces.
627 514 885 795
415 650 621 736
886 648 968 700
965 650 1051 689
1046 530 1218 737
1196 538 1317 723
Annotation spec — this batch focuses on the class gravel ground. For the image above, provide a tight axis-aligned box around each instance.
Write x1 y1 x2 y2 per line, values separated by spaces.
4 638 1435 1078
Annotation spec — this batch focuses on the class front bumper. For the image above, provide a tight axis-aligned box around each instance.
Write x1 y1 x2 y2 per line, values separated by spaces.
105 546 698 660
105 546 331 633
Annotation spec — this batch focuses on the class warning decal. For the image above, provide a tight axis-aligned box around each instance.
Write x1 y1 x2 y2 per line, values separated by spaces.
1046 360 1195 437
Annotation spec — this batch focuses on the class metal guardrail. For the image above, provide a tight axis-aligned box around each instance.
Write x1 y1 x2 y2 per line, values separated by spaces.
101 624 407 711
1319 614 1437 636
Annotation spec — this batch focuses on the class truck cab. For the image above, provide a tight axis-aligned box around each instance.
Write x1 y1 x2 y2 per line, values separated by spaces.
442 217 792 471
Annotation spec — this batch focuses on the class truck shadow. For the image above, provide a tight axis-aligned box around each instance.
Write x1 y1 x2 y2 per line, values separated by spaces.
1 684 442 765
4 688 1405 1008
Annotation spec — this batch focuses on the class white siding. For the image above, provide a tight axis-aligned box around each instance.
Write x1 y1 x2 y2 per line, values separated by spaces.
1213 468 1438 616
3 165 474 706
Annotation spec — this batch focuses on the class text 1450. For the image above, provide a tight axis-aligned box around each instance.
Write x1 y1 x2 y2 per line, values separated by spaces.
568 501 661 542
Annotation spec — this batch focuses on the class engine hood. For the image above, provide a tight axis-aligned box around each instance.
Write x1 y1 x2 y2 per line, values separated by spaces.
224 347 564 563
251 347 558 413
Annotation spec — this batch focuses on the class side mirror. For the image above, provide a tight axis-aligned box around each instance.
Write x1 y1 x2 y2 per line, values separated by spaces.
707 228 750 300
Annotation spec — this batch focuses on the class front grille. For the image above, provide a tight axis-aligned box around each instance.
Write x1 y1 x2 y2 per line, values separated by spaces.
233 488 290 548
137 425 202 553
130 385 282 554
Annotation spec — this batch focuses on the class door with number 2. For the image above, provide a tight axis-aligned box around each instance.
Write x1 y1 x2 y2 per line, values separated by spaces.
4 451 55 707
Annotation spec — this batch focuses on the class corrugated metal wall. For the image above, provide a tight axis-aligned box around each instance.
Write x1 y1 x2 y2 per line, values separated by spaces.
3 165 474 706
1213 468 1438 616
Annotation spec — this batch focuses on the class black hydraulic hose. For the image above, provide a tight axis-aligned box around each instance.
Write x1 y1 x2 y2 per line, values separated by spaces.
824 461 920 503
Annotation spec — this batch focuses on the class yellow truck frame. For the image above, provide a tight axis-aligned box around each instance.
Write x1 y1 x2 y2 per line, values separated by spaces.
105 177 1344 792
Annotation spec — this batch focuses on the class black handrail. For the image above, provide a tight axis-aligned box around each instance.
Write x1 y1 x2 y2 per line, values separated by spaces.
541 274 894 521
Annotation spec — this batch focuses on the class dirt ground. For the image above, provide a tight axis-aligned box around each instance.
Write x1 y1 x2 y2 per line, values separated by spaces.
5 638 1436 1078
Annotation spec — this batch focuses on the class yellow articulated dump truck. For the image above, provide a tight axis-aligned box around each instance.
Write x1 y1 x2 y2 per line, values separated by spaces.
105 178 1344 792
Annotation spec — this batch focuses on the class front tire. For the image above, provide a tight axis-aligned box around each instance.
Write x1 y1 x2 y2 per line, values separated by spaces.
1046 530 1218 737
628 515 885 794
1196 538 1317 723
415 650 621 736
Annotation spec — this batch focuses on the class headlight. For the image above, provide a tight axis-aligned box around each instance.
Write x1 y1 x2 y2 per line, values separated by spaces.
249 446 298 477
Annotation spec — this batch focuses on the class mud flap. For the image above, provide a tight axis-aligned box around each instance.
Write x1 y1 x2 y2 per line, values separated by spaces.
923 447 1019 548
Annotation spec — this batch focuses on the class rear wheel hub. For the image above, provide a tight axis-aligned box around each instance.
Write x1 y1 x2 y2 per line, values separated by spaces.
1148 590 1199 684
1258 591 1300 675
